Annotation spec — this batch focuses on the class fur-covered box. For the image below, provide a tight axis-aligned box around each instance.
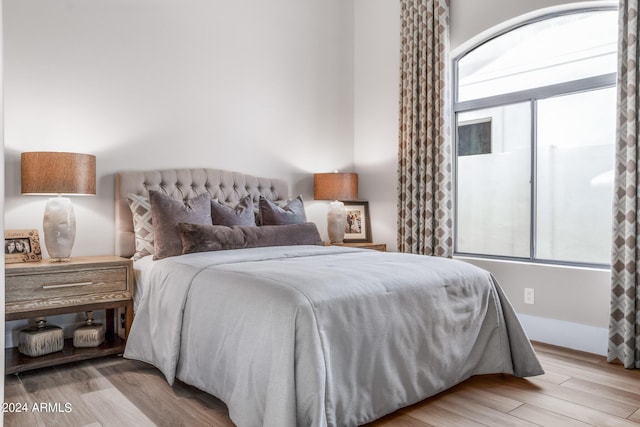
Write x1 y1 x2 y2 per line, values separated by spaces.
73 323 105 348
19 321 64 357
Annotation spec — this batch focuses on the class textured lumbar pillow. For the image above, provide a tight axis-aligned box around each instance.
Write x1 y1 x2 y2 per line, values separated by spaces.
178 222 322 254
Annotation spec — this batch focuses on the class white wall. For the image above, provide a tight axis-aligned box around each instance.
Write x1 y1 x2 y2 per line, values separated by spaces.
354 0 612 355
4 0 355 258
353 0 400 250
3 0 354 345
450 0 606 50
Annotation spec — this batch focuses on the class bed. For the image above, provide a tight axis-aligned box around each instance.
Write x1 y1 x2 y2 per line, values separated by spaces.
116 168 543 427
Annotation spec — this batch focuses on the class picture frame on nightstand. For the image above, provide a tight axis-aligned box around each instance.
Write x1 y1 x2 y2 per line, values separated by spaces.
4 229 42 264
343 201 372 243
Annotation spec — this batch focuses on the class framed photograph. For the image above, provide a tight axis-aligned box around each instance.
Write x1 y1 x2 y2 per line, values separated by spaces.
343 201 372 243
5 229 42 264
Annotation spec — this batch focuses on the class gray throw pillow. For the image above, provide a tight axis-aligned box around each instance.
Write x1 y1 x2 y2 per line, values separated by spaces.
211 195 256 226
149 190 212 259
178 222 322 254
259 196 307 225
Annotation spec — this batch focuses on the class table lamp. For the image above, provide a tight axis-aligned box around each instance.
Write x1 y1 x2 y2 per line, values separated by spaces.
21 152 96 261
314 172 358 244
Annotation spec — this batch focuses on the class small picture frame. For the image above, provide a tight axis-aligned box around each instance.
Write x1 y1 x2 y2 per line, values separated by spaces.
5 229 42 264
343 201 372 243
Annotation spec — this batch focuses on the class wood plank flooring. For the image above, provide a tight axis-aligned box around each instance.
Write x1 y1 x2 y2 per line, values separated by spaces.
3 342 640 426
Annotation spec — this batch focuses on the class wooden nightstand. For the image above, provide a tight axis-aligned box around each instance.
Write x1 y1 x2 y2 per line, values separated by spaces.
5 255 134 374
325 242 387 252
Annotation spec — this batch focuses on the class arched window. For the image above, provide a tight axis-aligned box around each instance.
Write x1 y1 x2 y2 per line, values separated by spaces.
453 5 617 266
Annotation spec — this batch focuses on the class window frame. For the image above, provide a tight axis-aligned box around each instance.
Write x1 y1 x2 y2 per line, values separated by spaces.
452 4 618 269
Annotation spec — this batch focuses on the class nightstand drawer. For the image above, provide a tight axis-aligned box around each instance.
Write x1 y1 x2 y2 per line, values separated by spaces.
6 266 128 303
5 256 134 374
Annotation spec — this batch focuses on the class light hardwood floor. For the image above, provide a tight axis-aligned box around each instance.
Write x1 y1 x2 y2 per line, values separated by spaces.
4 342 640 426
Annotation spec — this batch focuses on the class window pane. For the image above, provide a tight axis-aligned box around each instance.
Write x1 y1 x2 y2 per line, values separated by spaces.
456 103 531 257
536 88 615 264
458 11 617 102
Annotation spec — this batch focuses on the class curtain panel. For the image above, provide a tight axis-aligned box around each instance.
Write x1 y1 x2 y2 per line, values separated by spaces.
397 0 453 257
609 0 640 369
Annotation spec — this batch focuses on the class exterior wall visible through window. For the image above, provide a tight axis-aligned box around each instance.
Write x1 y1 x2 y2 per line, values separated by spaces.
453 7 617 267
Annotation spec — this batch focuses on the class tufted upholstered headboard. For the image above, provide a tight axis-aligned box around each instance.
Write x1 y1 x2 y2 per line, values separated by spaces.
115 168 289 258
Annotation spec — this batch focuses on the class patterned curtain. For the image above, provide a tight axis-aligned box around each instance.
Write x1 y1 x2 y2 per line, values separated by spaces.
609 0 640 369
397 0 452 257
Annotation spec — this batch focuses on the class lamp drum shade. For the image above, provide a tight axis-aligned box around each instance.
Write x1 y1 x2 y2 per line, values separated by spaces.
313 173 358 201
21 152 96 195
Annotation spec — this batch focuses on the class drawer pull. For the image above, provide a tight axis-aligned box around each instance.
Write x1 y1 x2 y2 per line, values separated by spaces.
42 281 93 290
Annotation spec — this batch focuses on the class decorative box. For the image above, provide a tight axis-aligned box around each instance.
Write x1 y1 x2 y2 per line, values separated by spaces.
73 311 105 348
18 318 64 357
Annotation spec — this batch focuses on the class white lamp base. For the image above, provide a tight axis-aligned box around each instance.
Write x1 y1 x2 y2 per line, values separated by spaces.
327 200 347 244
43 197 76 262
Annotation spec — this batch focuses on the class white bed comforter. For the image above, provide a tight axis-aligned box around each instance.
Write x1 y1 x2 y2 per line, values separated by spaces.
124 245 543 427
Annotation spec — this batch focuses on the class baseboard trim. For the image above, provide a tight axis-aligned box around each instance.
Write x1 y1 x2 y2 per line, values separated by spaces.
518 313 608 356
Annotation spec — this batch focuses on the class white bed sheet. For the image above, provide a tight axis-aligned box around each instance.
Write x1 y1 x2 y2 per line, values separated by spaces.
132 255 155 311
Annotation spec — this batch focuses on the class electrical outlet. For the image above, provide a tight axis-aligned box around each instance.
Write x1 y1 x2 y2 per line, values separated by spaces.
524 288 535 304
